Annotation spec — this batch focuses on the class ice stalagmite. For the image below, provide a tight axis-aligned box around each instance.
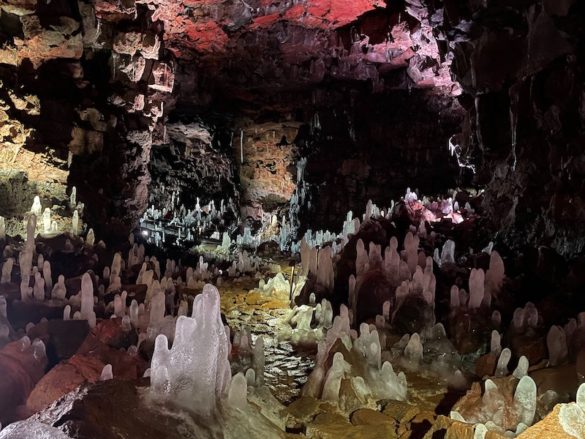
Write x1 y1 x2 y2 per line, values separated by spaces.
490 331 501 356
1 258 13 284
514 376 537 426
150 284 231 417
72 210 80 235
52 275 66 300
512 356 529 379
485 250 504 297
440 239 455 266
252 336 265 385
403 333 423 371
70 186 76 209
100 364 113 381
316 246 334 291
227 372 248 409
495 348 511 377
80 272 96 328
546 325 568 366
86 229 95 246
322 352 351 401
355 239 368 276
468 268 485 309
33 273 45 301
42 261 52 292
19 215 36 301
30 196 42 217
42 208 51 233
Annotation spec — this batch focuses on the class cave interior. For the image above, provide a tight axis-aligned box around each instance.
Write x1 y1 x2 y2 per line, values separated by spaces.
0 0 584 437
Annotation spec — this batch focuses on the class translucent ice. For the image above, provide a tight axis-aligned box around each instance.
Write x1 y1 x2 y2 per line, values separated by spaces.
227 372 248 409
1 258 13 284
559 383 585 438
322 352 351 401
355 239 368 276
490 331 501 356
86 228 95 246
33 273 45 301
51 275 66 300
80 272 96 328
150 284 231 416
0 420 70 438
42 208 51 233
547 325 568 366
468 268 485 309
72 210 80 235
512 356 529 379
63 305 71 320
485 251 504 297
100 364 113 381
440 239 455 266
252 336 265 385
30 196 42 217
495 348 511 377
514 376 537 426
42 261 52 292
403 333 423 371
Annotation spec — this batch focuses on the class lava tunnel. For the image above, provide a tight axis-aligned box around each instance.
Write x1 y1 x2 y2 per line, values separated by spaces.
0 0 584 437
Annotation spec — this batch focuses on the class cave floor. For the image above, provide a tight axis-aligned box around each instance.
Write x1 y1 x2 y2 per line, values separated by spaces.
214 267 465 438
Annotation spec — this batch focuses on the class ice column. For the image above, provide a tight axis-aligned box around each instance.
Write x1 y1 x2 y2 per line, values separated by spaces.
150 284 231 416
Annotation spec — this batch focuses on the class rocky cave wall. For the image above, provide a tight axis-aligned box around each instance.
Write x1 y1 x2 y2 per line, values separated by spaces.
427 0 585 257
0 0 174 239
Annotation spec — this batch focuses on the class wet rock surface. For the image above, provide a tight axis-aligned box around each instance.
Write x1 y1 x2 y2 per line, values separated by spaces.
17 380 214 439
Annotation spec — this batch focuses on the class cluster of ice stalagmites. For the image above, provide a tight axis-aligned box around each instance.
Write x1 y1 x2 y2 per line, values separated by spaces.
450 375 538 436
150 284 231 416
253 271 305 301
226 250 261 277
301 306 408 404
230 329 266 389
284 188 585 437
140 194 235 247
34 191 83 237
279 295 334 344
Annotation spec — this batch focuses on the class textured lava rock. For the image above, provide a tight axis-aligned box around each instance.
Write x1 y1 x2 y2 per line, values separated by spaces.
431 0 585 258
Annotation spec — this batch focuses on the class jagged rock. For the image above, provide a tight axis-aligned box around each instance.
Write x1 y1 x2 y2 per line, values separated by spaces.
26 332 146 413
0 16 83 67
20 380 219 438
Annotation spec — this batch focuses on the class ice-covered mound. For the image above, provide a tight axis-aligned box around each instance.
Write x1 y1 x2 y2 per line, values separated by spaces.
450 375 539 436
277 296 333 345
301 309 408 410
0 419 70 439
253 272 305 301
